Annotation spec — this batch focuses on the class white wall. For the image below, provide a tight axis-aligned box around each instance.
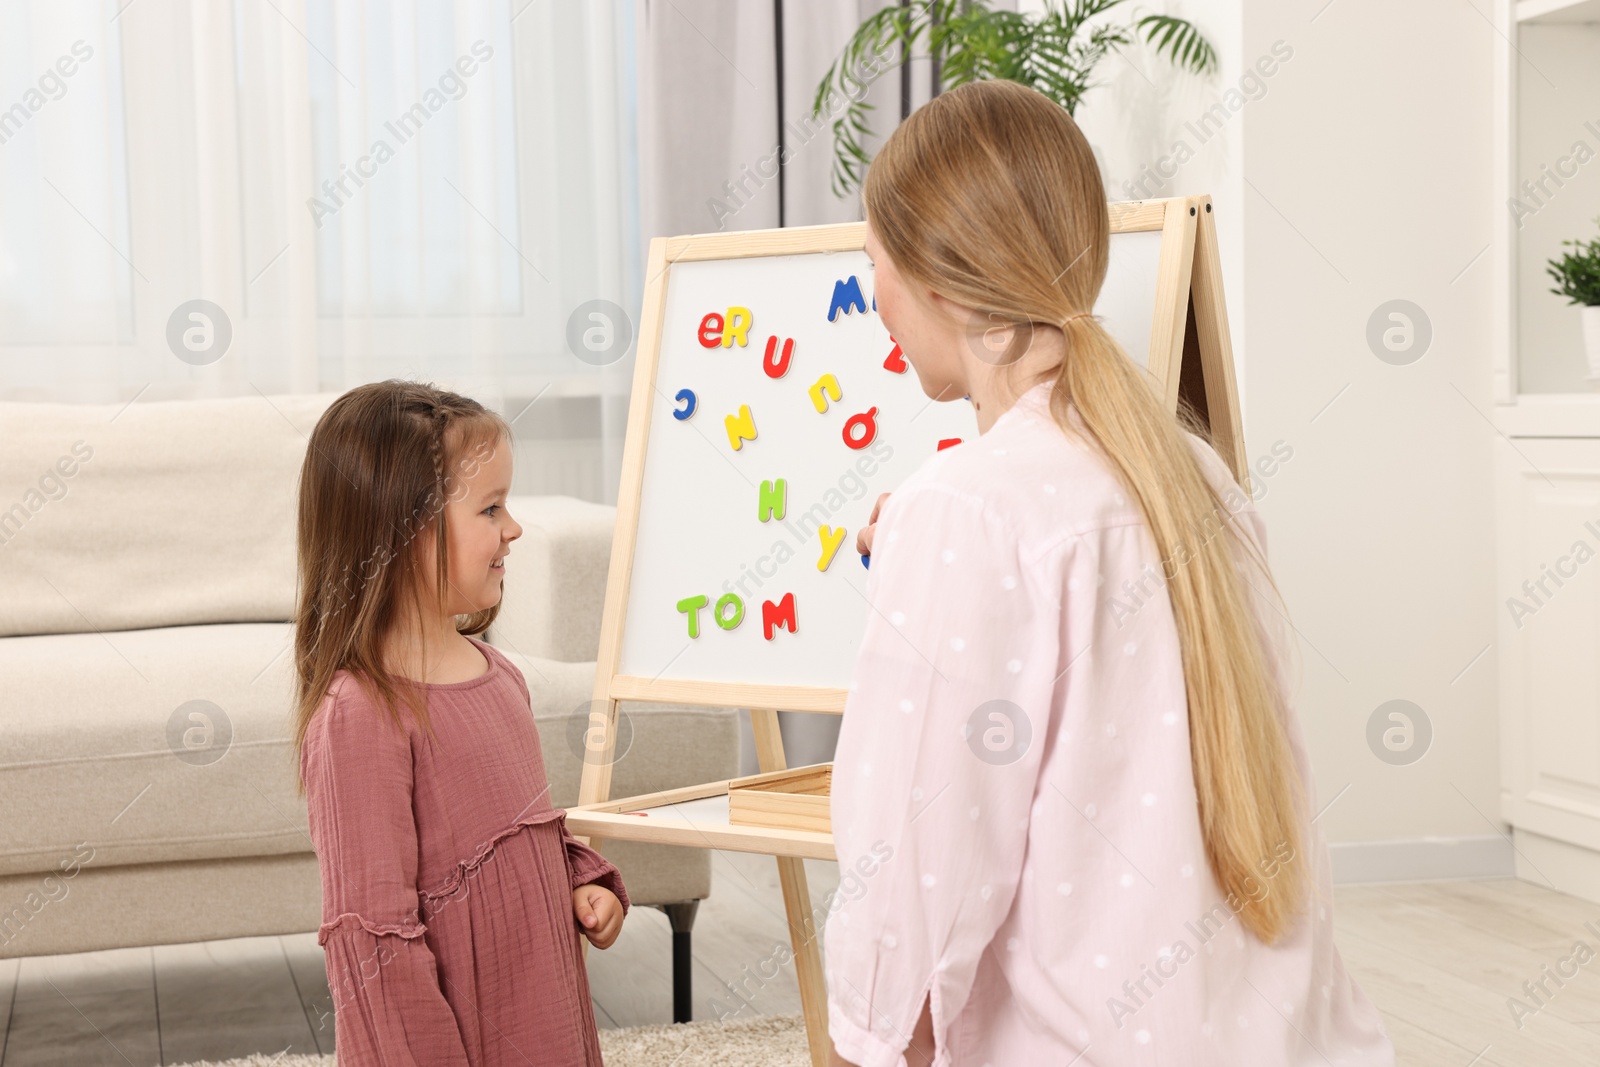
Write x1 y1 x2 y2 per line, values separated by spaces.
1069 0 1503 874
1237 0 1500 867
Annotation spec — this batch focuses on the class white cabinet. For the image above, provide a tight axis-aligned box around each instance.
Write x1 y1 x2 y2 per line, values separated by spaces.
1498 438 1600 891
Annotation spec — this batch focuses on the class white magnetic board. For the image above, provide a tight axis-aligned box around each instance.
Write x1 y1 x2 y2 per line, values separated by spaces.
616 229 1165 691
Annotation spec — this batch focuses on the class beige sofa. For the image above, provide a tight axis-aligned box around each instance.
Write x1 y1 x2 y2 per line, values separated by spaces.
0 393 737 1022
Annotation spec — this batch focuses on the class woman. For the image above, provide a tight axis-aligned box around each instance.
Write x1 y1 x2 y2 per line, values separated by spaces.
822 80 1392 1067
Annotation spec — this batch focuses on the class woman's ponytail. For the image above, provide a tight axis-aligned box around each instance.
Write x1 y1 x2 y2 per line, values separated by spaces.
864 79 1306 944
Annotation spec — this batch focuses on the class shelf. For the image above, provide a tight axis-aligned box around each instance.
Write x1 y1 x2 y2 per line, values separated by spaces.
564 786 837 861
1494 393 1600 437
1517 0 1600 22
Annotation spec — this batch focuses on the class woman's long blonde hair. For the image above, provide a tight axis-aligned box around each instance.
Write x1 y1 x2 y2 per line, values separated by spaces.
291 380 511 790
865 79 1305 944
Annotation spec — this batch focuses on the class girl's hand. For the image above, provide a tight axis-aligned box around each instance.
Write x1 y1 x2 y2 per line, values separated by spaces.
856 492 892 558
572 884 624 949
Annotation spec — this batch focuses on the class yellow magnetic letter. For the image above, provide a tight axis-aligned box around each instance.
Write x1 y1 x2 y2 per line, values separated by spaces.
817 525 847 571
725 404 757 451
808 373 842 414
722 306 752 348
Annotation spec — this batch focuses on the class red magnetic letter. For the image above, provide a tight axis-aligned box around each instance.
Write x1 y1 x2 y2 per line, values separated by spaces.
761 592 798 640
883 338 907 373
763 335 795 379
698 312 725 348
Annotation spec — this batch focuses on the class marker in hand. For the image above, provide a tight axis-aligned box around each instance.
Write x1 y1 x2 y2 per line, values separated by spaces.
858 491 892 569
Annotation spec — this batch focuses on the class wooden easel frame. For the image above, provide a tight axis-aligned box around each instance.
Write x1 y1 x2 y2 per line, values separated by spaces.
569 195 1243 1067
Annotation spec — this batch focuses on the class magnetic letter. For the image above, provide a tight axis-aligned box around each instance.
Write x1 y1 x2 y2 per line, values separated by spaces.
827 276 867 322
677 594 708 638
883 338 907 373
714 593 744 631
809 373 842 413
725 404 758 451
698 312 724 348
762 592 798 639
758 478 787 522
673 388 698 421
817 525 847 572
843 406 879 450
763 335 795 379
722 306 752 348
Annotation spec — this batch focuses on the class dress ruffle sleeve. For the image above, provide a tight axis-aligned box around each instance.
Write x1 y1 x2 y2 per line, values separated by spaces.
559 812 630 914
303 683 472 1067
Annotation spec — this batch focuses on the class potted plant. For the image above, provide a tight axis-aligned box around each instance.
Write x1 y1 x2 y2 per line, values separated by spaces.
1547 216 1600 384
813 0 1217 197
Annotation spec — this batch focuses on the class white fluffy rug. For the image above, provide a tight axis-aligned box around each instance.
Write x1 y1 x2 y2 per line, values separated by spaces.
162 1012 810 1066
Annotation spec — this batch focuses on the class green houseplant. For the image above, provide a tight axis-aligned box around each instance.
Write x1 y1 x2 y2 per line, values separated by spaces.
813 0 1218 197
1546 216 1600 383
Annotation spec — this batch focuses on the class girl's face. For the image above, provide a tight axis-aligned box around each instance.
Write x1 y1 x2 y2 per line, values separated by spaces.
865 218 967 402
416 431 522 617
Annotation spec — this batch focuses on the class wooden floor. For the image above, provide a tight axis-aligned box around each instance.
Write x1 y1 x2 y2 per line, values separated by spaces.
2 861 1598 1065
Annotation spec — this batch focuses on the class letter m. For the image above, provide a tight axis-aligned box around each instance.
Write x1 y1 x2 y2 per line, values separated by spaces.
762 592 798 640
827 275 867 322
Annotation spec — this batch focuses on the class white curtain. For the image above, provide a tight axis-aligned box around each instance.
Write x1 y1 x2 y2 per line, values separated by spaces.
0 0 640 505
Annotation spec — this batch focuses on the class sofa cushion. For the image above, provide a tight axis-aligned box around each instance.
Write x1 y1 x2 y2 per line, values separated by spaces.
0 622 308 877
0 624 741 907
0 394 337 638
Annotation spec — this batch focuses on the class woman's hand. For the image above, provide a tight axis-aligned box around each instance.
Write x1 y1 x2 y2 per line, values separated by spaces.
857 492 892 558
572 884 624 949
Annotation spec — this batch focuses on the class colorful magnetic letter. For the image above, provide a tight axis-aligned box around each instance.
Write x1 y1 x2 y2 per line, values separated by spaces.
883 338 907 373
762 592 798 640
725 404 758 451
762 335 795 379
673 388 698 421
827 276 867 322
758 478 787 522
809 373 842 413
817 525 847 572
842 406 879 450
937 437 963 451
677 594 708 638
722 306 752 348
714 593 745 631
697 312 724 348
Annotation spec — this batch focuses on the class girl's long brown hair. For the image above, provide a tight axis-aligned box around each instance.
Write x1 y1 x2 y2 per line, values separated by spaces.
864 79 1306 944
292 380 512 790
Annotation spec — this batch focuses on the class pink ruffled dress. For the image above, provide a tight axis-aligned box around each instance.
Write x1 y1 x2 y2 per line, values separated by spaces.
301 636 628 1067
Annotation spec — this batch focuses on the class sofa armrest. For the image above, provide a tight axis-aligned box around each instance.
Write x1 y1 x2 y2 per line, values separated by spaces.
489 495 616 663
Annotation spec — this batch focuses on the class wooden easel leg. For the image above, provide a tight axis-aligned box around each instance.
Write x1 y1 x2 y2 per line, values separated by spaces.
749 708 831 1067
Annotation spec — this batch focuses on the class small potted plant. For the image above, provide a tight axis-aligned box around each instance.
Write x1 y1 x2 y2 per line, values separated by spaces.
1547 215 1600 384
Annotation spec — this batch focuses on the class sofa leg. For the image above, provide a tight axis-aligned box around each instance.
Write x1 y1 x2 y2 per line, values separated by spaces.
660 900 700 1023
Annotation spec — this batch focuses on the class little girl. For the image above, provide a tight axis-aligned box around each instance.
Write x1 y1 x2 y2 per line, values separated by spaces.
292 380 627 1066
